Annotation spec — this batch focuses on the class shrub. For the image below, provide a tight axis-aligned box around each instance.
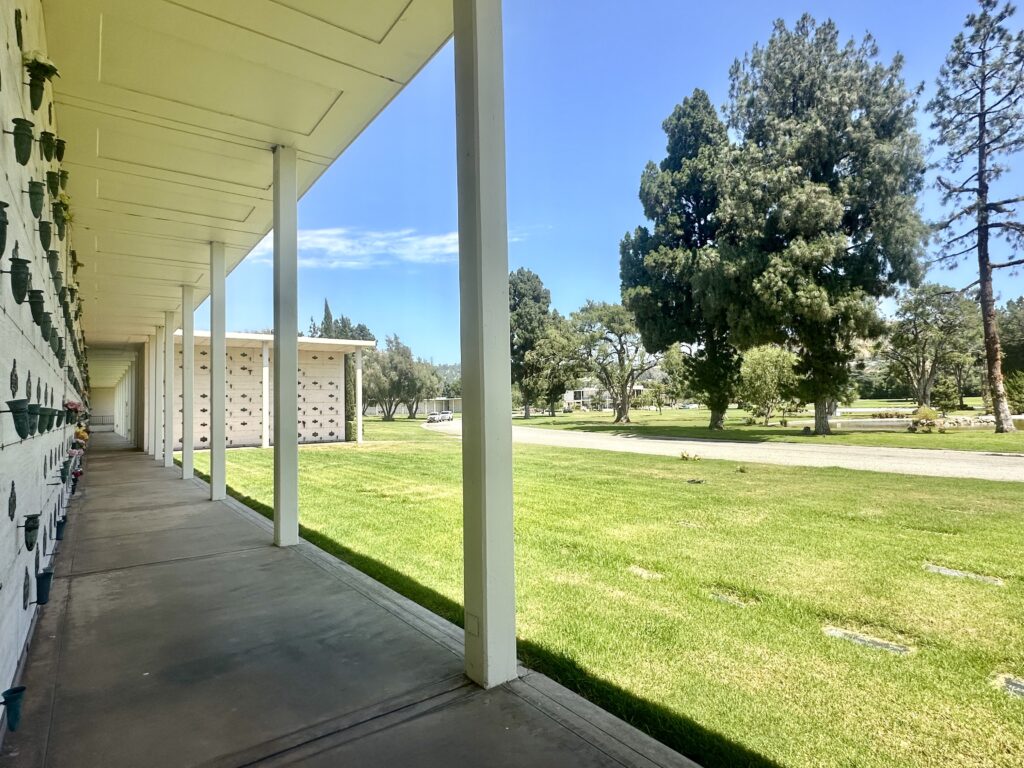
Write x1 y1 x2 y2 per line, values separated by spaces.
930 377 960 415
911 405 940 433
1006 371 1024 414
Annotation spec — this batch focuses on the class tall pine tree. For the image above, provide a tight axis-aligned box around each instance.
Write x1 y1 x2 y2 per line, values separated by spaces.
929 0 1024 432
717 16 927 433
620 89 741 429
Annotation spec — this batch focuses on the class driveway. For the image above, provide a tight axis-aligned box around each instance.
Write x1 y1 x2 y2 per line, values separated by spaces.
425 421 1024 482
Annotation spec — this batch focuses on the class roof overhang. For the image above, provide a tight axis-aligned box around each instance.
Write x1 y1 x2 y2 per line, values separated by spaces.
174 329 376 353
45 0 452 346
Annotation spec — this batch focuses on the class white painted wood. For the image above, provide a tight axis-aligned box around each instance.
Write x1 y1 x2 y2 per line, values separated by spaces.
163 311 176 467
146 335 156 454
210 242 227 501
339 353 347 442
181 285 195 479
355 349 364 445
128 359 136 444
453 0 517 688
273 146 299 547
155 325 165 462
261 340 271 448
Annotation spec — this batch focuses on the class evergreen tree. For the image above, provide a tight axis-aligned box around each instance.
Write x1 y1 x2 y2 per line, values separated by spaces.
929 0 1024 431
620 89 741 430
312 298 375 439
716 15 927 433
509 268 553 417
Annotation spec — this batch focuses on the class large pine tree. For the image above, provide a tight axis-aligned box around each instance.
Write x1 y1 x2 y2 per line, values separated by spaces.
620 89 741 429
717 15 927 434
929 0 1024 432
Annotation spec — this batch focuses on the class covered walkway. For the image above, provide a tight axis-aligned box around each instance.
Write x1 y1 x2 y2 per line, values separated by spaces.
0 433 693 768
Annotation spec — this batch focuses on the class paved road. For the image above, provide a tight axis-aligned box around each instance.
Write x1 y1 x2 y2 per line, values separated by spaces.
425 421 1024 482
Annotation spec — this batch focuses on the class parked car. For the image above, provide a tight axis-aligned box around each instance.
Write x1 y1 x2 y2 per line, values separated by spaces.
439 410 454 421
427 412 442 423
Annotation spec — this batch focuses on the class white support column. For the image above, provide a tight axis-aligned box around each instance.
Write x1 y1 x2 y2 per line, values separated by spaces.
273 145 299 547
261 340 270 448
355 349 363 445
339 353 346 442
210 242 227 501
163 311 175 467
146 335 155 454
154 325 165 462
129 359 136 443
453 0 517 688
181 284 195 479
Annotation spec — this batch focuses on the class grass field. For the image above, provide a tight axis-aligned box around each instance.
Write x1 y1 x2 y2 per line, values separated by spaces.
189 418 1024 768
521 407 1024 453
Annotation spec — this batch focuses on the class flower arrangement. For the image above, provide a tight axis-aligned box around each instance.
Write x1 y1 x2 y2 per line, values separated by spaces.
65 400 84 412
68 448 84 458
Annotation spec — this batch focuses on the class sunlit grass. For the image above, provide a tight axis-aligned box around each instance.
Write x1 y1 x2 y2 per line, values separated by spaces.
188 417 1024 768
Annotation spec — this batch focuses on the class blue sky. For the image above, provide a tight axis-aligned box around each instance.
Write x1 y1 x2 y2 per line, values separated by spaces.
205 0 1024 363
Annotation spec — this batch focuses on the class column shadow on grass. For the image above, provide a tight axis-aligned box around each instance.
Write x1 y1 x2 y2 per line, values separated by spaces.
200 470 783 768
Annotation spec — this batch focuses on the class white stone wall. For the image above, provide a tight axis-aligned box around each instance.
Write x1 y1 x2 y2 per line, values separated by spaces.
0 0 84 708
172 341 348 449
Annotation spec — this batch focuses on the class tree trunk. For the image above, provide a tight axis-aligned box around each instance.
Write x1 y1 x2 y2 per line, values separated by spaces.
708 409 725 430
523 403 531 419
813 400 832 435
613 388 631 423
979 264 1016 431
976 81 1016 433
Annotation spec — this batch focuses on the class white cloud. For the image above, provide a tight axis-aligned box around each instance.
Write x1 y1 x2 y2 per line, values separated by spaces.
247 227 461 270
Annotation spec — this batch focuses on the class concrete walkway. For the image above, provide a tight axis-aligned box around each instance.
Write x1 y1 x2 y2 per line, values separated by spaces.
0 433 695 768
426 422 1024 483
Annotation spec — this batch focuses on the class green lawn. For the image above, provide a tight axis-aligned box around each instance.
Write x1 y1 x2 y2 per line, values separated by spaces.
189 419 1024 768
522 408 1024 453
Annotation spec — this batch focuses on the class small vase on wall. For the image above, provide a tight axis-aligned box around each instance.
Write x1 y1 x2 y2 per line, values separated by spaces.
9 254 31 304
39 131 56 161
0 201 8 258
5 399 29 440
24 52 59 113
11 119 34 166
27 181 45 219
0 687 26 732
28 290 45 324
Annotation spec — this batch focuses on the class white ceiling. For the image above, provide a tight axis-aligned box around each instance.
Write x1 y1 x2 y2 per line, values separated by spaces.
44 0 452 346
88 346 140 388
